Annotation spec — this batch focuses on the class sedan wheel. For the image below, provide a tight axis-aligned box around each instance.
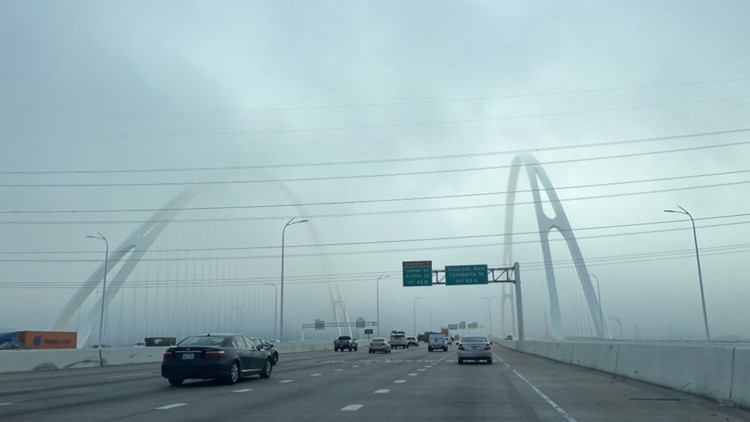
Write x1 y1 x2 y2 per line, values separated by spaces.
260 358 273 379
168 378 184 386
225 361 240 384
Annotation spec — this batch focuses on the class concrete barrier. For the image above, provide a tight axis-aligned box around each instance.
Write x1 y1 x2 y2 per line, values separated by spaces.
570 342 619 373
0 341 333 373
501 340 750 408
731 347 750 408
615 343 734 400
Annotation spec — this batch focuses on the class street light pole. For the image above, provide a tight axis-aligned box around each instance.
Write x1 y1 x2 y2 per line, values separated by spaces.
665 206 710 341
376 274 390 337
590 273 605 338
280 217 308 342
481 296 496 337
265 283 278 340
413 297 423 335
608 316 623 339
86 232 108 366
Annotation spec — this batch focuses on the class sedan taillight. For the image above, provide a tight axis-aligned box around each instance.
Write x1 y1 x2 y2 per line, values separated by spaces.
458 344 465 350
204 350 225 360
484 344 491 350
163 352 174 361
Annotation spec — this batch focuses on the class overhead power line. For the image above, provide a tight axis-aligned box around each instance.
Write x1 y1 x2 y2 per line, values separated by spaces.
0 128 748 176
0 178 747 225
1 242 748 288
1 219 748 263
1 212 748 255
2 168 747 214
1 140 748 189
4 95 750 142
4 76 748 121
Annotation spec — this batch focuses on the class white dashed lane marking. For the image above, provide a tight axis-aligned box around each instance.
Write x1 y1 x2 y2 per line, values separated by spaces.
407 373 418 376
0 403 12 406
374 389 390 394
341 404 364 411
394 380 407 383
417 368 426 371
280 380 294 383
156 403 187 410
233 389 253 393
352 365 360 368
334 369 343 372
311 373 322 377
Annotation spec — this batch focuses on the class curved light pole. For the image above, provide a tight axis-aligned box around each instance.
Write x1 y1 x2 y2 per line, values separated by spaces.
664 206 710 341
481 296 497 337
376 274 390 336
86 232 108 365
280 217 308 342
413 297 423 335
608 316 622 339
264 283 278 341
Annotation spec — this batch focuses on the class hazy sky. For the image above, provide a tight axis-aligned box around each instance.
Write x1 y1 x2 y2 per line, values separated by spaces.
1 1 749 343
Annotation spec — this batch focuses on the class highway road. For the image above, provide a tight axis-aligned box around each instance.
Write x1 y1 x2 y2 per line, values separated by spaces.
1 344 748 421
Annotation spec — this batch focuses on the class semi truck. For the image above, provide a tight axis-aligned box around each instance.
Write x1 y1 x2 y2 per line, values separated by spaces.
0 331 77 349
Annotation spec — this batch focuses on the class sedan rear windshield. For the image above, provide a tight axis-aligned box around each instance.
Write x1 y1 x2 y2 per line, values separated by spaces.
461 337 487 343
179 336 227 346
371 339 386 343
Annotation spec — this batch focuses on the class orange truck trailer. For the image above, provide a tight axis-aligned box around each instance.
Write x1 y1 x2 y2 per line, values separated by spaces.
0 331 77 349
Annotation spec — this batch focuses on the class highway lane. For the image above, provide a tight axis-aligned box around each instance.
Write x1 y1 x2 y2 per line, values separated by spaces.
1 344 749 421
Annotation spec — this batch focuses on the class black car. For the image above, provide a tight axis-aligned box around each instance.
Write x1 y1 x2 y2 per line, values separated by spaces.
161 334 273 386
251 337 279 365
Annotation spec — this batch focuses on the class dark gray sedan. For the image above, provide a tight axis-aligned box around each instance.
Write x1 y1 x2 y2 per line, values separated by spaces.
161 334 273 386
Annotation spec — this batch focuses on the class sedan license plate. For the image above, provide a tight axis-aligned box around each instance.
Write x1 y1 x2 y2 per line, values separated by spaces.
182 353 194 360
471 346 479 350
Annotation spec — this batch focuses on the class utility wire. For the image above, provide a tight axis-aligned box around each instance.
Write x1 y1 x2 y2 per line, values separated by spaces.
1 219 748 263
1 140 748 189
4 95 750 141
0 178 747 225
2 168 748 214
1 128 747 176
1 212 748 255
5 76 748 121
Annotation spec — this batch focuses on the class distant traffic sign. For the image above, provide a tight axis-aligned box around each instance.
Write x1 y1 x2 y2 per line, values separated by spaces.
468 322 479 329
448 324 458 330
402 261 433 287
315 319 325 330
459 321 466 329
356 317 366 328
364 328 373 335
445 265 488 285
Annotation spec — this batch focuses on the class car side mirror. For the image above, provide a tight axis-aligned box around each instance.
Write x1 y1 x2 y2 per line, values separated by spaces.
257 345 263 351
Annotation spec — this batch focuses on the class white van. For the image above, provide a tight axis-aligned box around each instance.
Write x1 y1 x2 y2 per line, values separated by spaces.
428 333 447 352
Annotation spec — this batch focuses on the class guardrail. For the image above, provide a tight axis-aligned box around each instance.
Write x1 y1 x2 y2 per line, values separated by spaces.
496 338 750 410
0 341 334 374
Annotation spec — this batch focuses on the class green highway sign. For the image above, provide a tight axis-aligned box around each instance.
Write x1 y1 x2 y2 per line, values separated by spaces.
448 324 458 330
402 260 433 287
445 265 488 286
468 322 479 329
459 321 466 329
364 328 373 335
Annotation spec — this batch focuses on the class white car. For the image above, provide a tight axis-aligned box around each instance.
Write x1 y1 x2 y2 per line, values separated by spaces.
457 335 492 364
445 337 453 345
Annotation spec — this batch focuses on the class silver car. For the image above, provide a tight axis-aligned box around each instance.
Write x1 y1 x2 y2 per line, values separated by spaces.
368 337 392 354
457 335 492 364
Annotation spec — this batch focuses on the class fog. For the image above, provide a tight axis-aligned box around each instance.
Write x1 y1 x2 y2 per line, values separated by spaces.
1 1 749 345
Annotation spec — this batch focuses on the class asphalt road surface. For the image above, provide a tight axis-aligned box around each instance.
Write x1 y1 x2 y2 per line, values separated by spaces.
1 344 748 421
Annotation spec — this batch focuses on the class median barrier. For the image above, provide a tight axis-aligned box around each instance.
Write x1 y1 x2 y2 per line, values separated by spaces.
731 347 750 408
570 342 618 373
0 348 100 372
500 340 748 408
615 343 734 400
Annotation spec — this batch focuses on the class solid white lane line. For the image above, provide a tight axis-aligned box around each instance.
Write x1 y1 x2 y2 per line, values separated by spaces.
394 380 407 383
232 388 253 393
512 370 578 422
311 373 323 377
341 404 364 411
106 372 151 379
280 380 294 383
374 389 390 394
493 353 511 368
156 403 187 410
